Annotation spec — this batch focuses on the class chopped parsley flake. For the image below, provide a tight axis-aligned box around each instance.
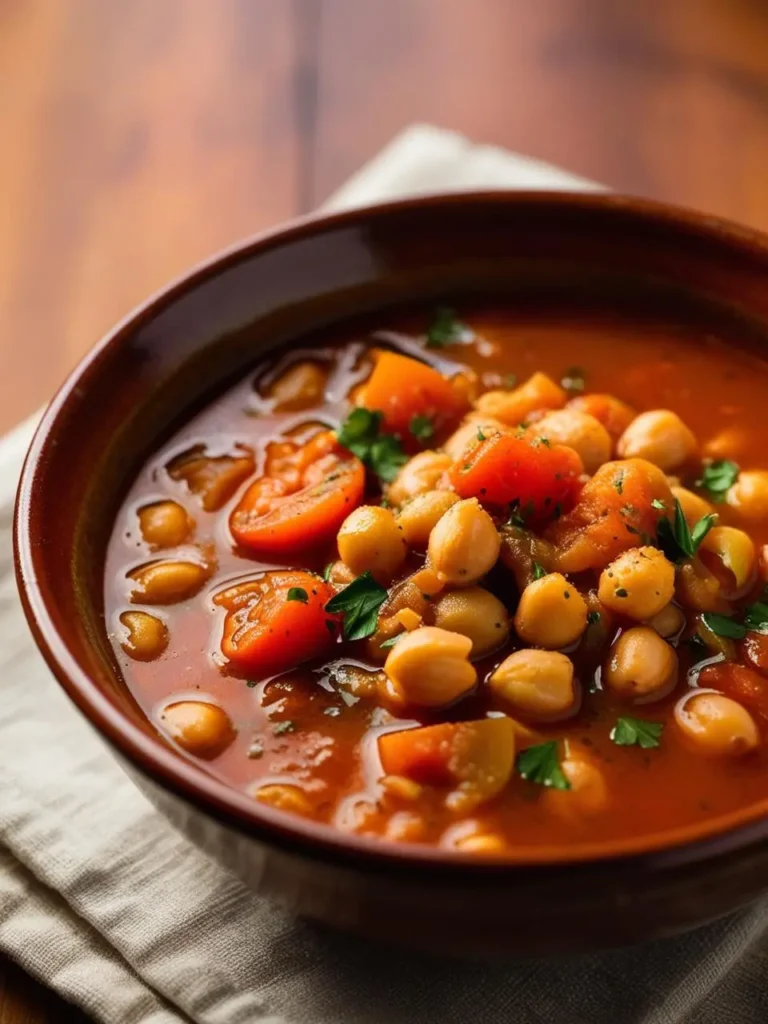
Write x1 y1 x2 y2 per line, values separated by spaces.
286 587 308 604
337 407 407 483
410 414 434 442
696 459 739 502
656 499 716 562
533 562 547 580
426 306 473 348
611 716 664 749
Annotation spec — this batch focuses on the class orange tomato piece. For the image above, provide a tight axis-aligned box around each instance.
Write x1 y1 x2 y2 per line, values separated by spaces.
230 431 364 556
378 717 516 811
698 661 768 722
363 350 467 435
214 570 338 677
450 430 583 523
740 632 768 678
566 394 636 441
546 458 673 572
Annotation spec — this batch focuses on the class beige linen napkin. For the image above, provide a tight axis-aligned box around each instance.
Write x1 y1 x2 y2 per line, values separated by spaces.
1 125 767 1024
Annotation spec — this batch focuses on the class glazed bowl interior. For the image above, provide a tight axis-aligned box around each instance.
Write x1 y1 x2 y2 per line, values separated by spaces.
16 192 768 870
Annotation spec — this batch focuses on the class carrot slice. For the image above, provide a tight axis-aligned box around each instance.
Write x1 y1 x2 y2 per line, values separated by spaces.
214 570 338 677
450 431 583 523
378 717 516 811
230 431 364 556
363 350 467 435
545 458 673 572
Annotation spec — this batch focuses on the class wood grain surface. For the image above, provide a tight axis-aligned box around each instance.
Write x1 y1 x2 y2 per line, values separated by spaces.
3 0 768 1019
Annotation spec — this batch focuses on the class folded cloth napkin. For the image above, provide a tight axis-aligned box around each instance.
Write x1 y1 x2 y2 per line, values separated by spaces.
2 124 767 1024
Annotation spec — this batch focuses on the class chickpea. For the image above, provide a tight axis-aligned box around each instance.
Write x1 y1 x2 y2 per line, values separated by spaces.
396 490 459 549
382 626 477 707
428 498 501 586
475 372 566 426
617 410 697 471
671 486 714 527
138 500 193 549
432 586 510 659
337 505 407 581
676 557 731 613
645 603 685 639
456 833 506 855
674 691 759 757
254 783 313 815
534 409 612 474
699 525 756 592
603 626 677 704
597 546 675 620
267 360 327 411
388 451 451 506
128 559 209 605
727 470 768 521
490 649 578 722
543 757 609 820
160 701 235 758
514 573 588 649
119 610 169 661
442 417 505 461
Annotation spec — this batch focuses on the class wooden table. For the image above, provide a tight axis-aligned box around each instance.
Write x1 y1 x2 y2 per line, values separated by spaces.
3 0 768 1019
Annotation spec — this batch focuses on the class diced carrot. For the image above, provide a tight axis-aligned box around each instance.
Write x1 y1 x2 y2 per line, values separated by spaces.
363 350 467 435
378 717 516 811
214 571 338 677
230 431 364 556
450 431 583 524
546 458 673 572
566 394 636 441
698 662 768 722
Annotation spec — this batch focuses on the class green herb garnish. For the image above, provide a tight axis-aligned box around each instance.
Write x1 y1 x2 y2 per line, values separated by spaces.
611 716 664 749
507 498 527 530
410 414 434 442
587 610 601 625
651 498 666 510
426 306 472 347
324 571 388 641
533 562 547 580
696 459 739 502
379 634 402 649
656 499 716 562
516 741 570 790
286 587 308 604
701 612 747 640
322 562 334 582
246 680 258 688
745 601 768 634
614 470 624 495
337 407 407 483
477 427 486 442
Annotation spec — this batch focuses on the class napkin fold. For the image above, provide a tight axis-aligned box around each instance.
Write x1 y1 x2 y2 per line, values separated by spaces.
2 125 767 1024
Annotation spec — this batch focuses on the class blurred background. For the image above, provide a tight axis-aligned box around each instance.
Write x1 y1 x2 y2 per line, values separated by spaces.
2 0 768 1018
3 0 768 437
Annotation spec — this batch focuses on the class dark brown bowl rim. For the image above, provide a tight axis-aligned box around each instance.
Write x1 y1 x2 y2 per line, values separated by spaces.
15 189 768 876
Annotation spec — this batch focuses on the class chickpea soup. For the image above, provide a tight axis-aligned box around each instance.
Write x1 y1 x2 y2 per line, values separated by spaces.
105 305 768 857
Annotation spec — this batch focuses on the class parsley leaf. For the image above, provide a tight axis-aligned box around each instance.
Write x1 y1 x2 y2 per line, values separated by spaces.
426 306 472 347
701 612 747 639
286 587 308 604
410 414 434 442
651 498 666 510
507 498 527 530
379 634 401 649
613 470 624 495
611 716 664 749
516 741 570 790
745 601 768 634
322 562 334 581
324 571 388 641
533 562 547 580
697 459 739 502
656 499 716 561
337 407 407 483
561 366 586 393
477 427 486 441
